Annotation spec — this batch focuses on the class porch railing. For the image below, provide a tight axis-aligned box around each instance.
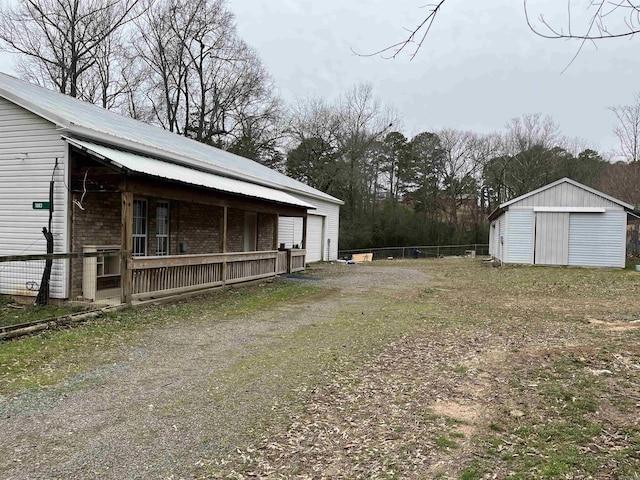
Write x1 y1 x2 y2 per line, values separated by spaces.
290 250 306 273
276 251 288 274
130 249 305 301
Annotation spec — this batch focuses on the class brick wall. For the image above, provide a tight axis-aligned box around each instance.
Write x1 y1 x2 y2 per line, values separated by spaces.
71 192 121 297
70 193 278 298
169 202 223 255
226 208 245 252
257 213 276 251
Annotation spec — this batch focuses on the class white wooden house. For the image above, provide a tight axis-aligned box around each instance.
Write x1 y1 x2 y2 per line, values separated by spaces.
0 73 342 301
488 178 638 268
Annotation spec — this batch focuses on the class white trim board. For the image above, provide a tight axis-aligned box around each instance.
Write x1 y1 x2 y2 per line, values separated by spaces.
533 207 606 213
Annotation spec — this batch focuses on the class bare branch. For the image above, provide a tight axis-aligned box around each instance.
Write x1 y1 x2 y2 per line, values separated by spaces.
352 1 448 60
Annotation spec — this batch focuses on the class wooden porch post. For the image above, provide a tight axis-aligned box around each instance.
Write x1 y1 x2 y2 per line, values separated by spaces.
273 215 279 249
302 214 308 250
121 192 133 306
221 206 228 287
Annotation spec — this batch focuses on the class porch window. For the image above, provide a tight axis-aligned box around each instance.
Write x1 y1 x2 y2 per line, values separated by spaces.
156 201 169 255
132 199 147 257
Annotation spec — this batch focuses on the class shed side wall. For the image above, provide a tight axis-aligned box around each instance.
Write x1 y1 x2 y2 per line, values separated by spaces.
0 97 68 298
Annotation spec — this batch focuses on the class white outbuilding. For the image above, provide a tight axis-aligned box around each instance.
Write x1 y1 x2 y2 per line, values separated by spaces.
488 178 639 268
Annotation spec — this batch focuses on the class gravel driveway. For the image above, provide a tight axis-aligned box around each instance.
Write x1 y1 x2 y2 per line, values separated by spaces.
0 264 430 479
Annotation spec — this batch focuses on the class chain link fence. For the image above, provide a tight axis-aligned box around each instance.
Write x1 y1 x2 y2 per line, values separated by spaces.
339 244 489 261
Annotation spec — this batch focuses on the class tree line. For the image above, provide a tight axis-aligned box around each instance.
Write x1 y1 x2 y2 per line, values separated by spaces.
1 0 638 250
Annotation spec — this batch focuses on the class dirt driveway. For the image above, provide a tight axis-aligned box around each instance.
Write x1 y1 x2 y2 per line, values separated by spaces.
0 264 430 479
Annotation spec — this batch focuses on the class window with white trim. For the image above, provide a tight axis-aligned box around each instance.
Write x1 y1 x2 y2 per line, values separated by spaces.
156 201 169 256
132 199 147 257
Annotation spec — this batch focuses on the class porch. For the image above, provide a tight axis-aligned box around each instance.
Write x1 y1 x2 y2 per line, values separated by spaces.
69 141 310 305
128 249 306 302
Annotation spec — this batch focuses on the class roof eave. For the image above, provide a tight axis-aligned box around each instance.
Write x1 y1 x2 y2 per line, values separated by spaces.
487 206 505 222
67 138 315 210
0 84 73 130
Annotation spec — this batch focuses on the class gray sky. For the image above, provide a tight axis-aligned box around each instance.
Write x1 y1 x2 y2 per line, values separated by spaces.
230 0 640 157
1 0 638 157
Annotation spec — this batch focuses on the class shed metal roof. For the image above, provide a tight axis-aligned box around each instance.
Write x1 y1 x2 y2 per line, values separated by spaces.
0 72 343 206
66 138 315 209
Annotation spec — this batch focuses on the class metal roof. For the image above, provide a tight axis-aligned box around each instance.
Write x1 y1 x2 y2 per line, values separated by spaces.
66 138 315 209
0 72 343 206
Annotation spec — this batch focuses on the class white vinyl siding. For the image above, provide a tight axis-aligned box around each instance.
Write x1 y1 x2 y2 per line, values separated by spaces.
306 215 325 262
278 217 303 249
568 211 626 268
506 209 534 264
496 216 505 262
510 182 620 209
0 97 68 298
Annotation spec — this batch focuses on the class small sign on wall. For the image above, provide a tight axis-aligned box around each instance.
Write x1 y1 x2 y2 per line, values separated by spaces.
32 201 50 210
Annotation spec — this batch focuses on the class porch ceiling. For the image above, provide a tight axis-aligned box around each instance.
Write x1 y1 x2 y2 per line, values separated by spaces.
65 138 315 210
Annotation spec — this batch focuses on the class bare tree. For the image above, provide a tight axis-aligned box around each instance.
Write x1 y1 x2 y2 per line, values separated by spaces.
610 93 640 163
502 113 563 196
133 0 281 155
504 113 561 154
0 0 141 98
436 129 499 225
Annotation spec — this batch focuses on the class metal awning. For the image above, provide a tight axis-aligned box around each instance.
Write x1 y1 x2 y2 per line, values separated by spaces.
65 138 315 210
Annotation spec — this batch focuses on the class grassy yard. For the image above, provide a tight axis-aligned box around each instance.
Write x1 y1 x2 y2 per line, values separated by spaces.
205 260 640 479
2 259 640 479
0 281 321 394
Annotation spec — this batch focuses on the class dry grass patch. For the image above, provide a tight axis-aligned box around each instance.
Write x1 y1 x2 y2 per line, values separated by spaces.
202 259 640 479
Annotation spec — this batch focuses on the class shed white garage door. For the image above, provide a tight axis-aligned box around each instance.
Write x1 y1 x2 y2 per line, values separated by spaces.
568 211 626 267
306 215 325 263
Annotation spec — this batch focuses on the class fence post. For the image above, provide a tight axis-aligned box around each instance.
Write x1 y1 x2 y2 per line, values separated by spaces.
436 246 440 258
287 249 293 273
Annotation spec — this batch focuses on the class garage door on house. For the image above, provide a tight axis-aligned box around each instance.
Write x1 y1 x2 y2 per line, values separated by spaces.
306 214 325 263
